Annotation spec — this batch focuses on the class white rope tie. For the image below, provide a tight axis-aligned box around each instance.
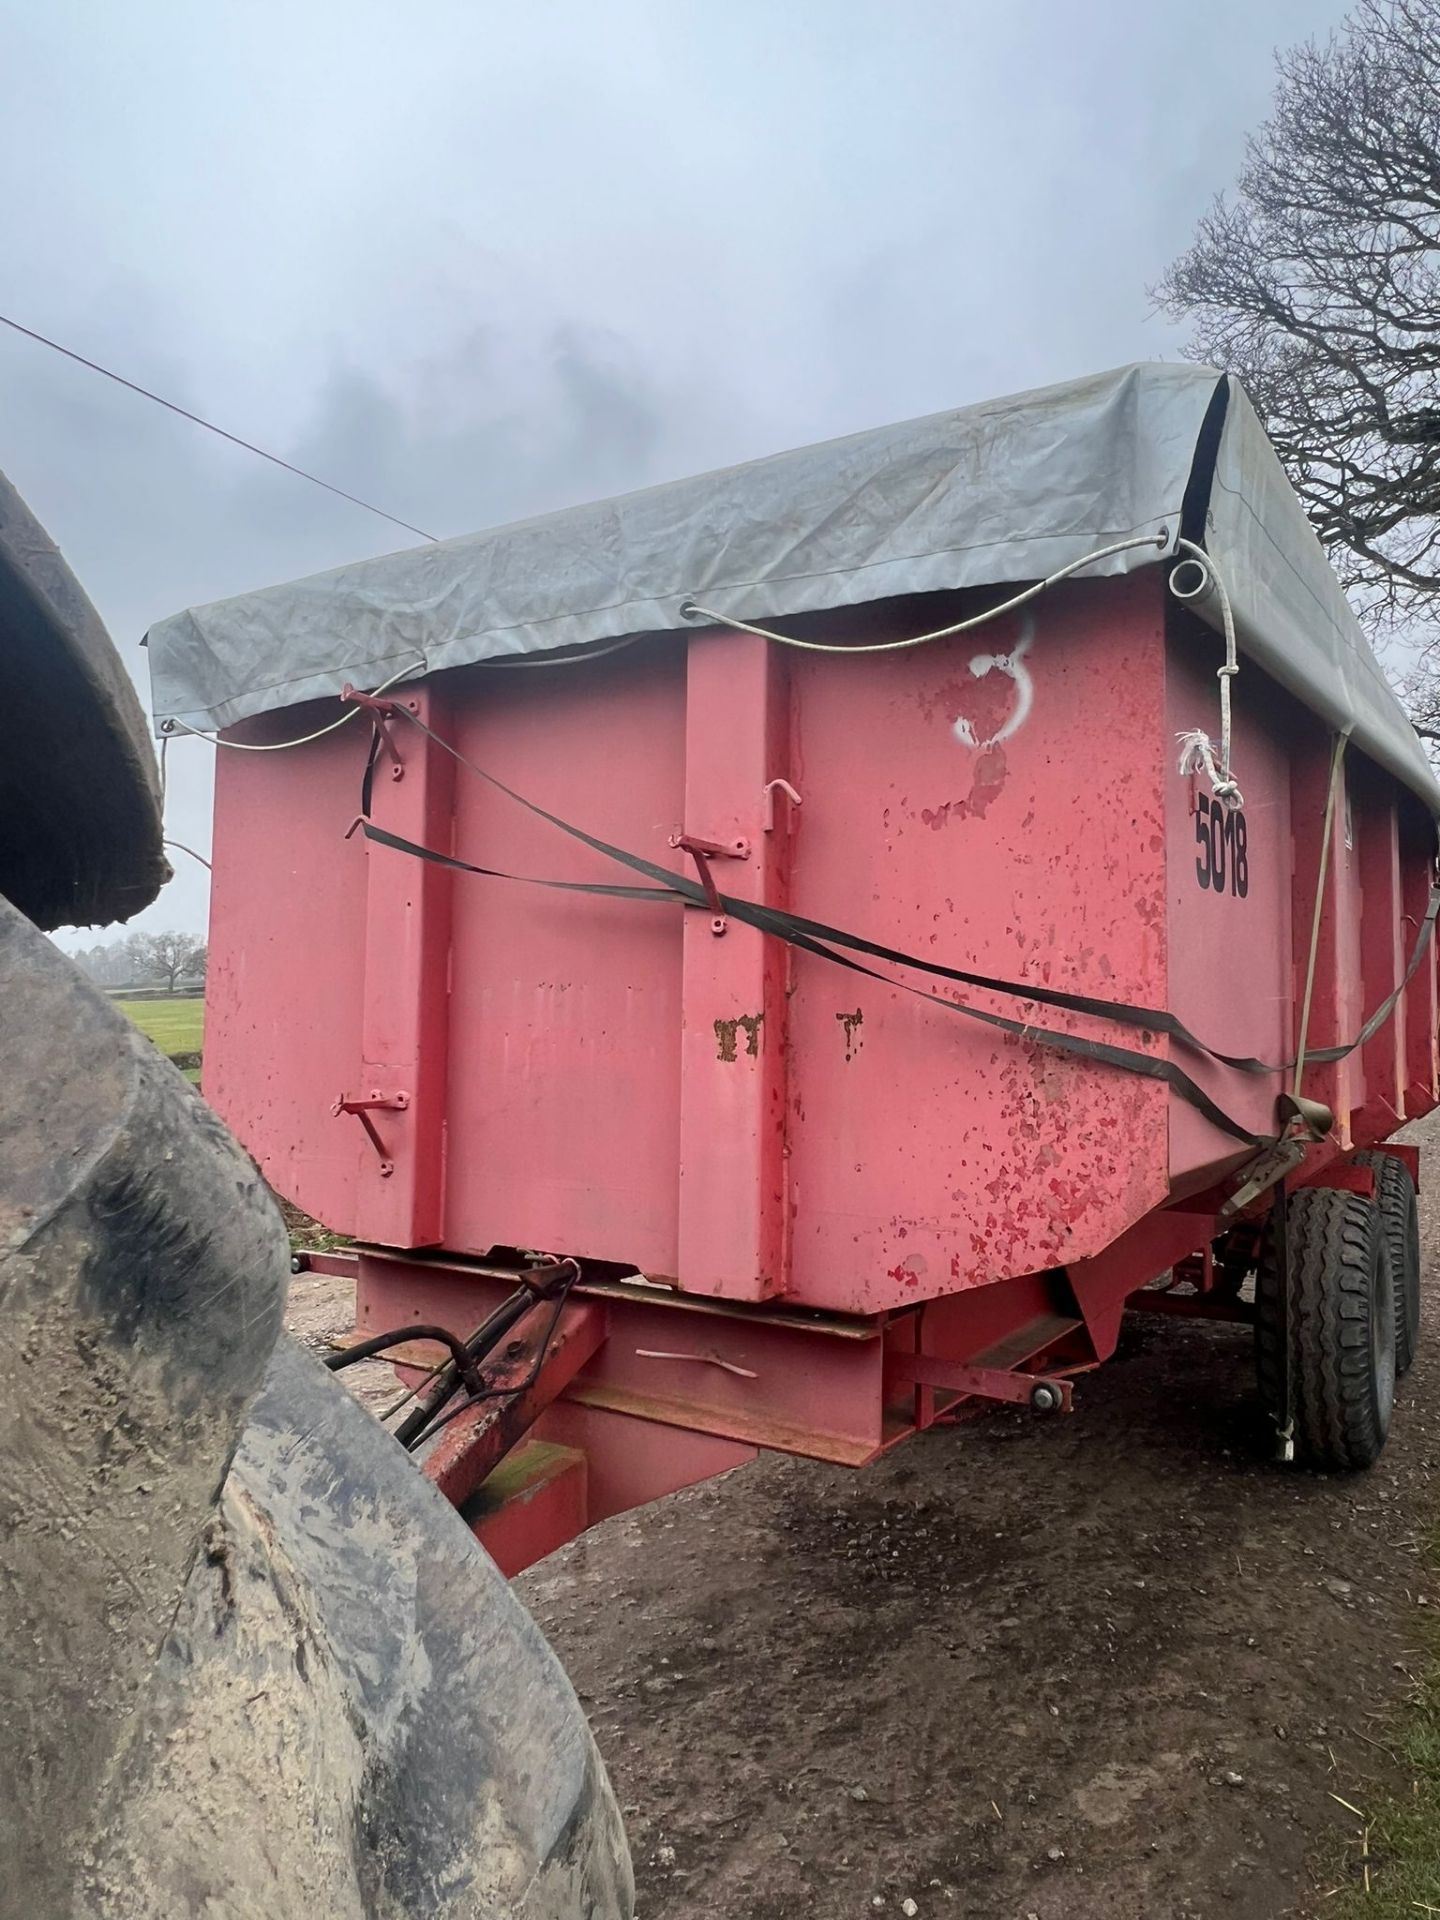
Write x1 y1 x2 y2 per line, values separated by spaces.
161 535 1244 806
679 531 1170 656
158 655 427 751
1169 537 1243 810
682 529 1246 808
1176 730 1244 811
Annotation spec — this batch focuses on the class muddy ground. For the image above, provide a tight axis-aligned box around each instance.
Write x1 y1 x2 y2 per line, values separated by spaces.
293 1112 1440 1920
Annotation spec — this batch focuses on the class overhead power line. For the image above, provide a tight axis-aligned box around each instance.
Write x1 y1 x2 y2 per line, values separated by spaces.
0 310 440 544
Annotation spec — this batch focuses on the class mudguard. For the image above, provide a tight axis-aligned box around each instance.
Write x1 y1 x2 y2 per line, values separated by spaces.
0 905 632 1917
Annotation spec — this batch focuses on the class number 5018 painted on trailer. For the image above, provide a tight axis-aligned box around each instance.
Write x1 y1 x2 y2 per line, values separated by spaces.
1194 793 1249 897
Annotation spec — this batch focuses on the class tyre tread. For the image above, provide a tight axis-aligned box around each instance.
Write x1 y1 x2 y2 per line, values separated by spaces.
1352 1150 1420 1376
1255 1186 1391 1471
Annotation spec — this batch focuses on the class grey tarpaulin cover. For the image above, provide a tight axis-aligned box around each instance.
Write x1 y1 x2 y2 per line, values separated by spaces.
146 360 1440 813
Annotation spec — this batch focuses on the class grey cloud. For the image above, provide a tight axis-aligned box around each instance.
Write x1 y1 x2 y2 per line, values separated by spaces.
276 324 669 545
14 314 685 943
2 0 1357 948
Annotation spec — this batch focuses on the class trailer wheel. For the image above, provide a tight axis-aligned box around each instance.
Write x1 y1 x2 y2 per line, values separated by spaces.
1255 1187 1396 1470
1351 1151 1421 1377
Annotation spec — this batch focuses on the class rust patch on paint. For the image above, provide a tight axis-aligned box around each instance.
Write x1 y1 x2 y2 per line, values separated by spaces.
715 1012 764 1062
919 747 1009 830
966 745 1008 817
836 1009 864 1062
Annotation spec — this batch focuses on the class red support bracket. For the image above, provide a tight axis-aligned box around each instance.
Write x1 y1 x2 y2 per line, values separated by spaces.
341 682 410 780
885 1350 1072 1413
332 1088 410 1175
1172 1243 1216 1294
1293 1159 1377 1199
291 1247 360 1279
669 831 750 935
1371 1141 1421 1189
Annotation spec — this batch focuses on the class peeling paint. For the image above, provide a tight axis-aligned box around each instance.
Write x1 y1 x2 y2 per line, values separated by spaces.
969 745 1010 817
836 1009 864 1062
714 1012 764 1062
919 746 1009 830
952 615 1035 749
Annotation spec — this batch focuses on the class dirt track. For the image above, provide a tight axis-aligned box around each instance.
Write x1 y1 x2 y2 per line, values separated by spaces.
289 1116 1440 1918
514 1115 1440 1920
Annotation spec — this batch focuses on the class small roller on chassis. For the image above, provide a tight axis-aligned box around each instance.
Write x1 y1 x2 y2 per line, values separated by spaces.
0 473 632 1919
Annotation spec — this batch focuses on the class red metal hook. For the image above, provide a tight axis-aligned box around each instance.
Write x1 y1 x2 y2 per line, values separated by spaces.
669 832 750 936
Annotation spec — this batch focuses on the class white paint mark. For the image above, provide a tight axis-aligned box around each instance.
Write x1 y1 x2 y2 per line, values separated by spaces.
635 1349 759 1379
953 615 1035 749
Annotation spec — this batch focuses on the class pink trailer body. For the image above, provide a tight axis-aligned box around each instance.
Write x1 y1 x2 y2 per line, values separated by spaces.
175 365 1440 1566
208 575 1435 1307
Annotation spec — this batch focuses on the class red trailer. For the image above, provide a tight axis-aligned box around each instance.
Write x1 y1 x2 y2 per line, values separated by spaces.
149 362 1440 1573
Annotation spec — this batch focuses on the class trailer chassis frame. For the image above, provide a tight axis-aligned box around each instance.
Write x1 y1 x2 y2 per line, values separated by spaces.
293 1139 1422 1574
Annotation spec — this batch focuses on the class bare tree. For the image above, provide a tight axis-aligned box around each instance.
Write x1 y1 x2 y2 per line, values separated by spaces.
70 939 142 988
1157 0 1440 683
129 930 207 993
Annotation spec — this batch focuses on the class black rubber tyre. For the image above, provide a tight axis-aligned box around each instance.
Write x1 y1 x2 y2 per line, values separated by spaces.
1352 1150 1421 1377
1255 1186 1396 1471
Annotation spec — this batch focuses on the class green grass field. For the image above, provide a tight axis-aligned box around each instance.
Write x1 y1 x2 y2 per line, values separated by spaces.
116 995 204 1065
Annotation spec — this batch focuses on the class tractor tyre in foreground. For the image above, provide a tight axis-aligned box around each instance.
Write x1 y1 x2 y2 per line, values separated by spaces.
0 899 633 1920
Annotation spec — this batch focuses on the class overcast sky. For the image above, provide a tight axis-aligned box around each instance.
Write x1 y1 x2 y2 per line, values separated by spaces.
2 0 1348 944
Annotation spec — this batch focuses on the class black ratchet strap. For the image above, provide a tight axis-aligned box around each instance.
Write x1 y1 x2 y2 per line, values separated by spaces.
371 715 1440 1082
361 814 1265 1144
352 712 1438 1150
